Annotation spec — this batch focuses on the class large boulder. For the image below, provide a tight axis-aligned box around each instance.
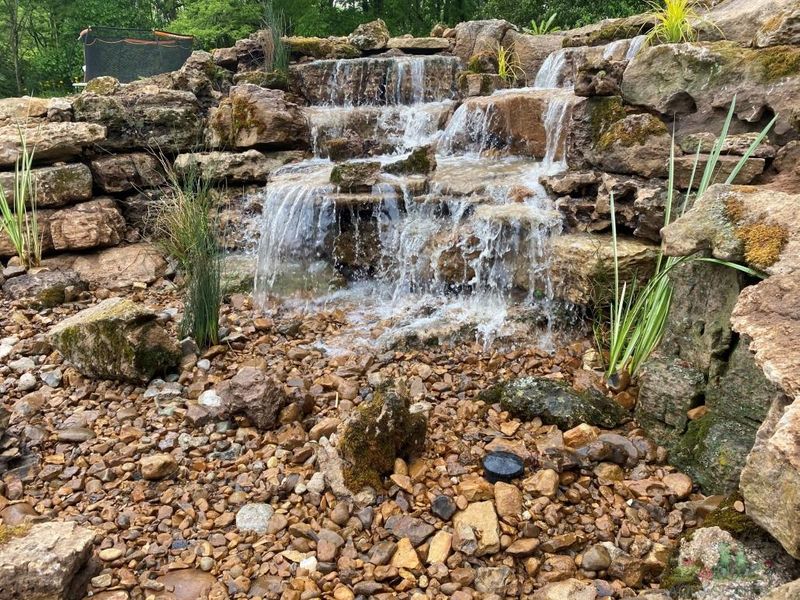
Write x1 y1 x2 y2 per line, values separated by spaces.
0 520 96 600
500 376 629 429
48 297 180 382
662 185 799 274
90 153 165 193
73 83 202 151
635 257 779 495
208 85 308 149
700 0 800 48
339 386 428 490
214 367 289 430
622 42 800 138
500 30 562 85
173 150 304 183
348 19 390 51
0 163 92 208
0 122 105 167
2 269 87 309
566 95 671 178
549 232 659 305
42 243 168 289
283 36 361 60
387 36 451 53
585 113 671 178
49 199 126 252
442 90 557 157
0 96 51 126
562 14 654 47
735 271 800 558
452 20 514 64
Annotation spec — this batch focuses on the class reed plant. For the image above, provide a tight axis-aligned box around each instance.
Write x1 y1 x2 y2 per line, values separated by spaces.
0 129 41 268
262 0 289 74
154 161 221 348
603 99 775 380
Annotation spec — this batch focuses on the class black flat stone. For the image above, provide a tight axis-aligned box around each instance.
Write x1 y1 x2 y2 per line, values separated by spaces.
482 450 525 483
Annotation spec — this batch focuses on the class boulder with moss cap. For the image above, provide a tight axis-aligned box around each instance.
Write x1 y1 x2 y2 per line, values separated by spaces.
47 297 180 383
339 385 428 490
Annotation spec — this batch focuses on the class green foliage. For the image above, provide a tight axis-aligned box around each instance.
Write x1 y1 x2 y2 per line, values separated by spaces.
0 0 651 97
525 13 560 35
645 0 698 45
0 127 41 268
154 159 221 348
602 99 775 379
480 0 648 29
495 43 523 83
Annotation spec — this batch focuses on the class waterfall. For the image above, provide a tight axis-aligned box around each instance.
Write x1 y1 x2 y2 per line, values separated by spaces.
625 35 647 60
253 54 578 349
533 48 572 90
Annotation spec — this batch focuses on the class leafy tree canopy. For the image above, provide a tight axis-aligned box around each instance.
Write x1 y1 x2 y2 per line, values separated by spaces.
0 0 649 97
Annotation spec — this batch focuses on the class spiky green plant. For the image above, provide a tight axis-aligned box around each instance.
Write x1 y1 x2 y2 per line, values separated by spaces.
0 129 41 268
646 0 699 44
154 161 221 348
603 99 776 379
526 13 561 35
495 43 524 84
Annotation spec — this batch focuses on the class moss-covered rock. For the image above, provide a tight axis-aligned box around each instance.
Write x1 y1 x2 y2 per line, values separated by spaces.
384 146 436 175
339 386 428 491
84 76 120 95
500 376 629 429
330 161 381 192
47 297 180 383
283 36 361 60
622 42 800 136
232 70 289 90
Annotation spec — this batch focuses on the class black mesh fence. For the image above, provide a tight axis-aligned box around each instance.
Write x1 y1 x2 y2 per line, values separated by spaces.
83 27 194 83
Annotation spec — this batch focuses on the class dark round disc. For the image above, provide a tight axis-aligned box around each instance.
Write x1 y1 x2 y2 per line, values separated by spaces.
482 450 524 483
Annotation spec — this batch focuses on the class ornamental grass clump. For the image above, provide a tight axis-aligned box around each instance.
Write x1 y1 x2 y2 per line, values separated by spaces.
602 99 775 380
646 0 699 45
155 162 221 349
0 129 41 268
495 43 524 84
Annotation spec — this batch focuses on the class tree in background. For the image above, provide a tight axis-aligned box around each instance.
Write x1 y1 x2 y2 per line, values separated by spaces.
0 0 651 98
479 0 649 29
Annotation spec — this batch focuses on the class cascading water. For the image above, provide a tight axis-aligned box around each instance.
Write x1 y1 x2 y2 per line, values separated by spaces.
253 52 578 350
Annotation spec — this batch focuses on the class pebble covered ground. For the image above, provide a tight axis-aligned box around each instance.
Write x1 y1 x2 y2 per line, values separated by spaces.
0 283 714 600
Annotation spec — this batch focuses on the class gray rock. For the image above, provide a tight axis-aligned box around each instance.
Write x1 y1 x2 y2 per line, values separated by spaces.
2 270 87 309
236 503 275 534
500 376 629 429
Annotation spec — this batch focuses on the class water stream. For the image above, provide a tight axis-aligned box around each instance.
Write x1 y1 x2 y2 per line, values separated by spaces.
252 48 582 350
